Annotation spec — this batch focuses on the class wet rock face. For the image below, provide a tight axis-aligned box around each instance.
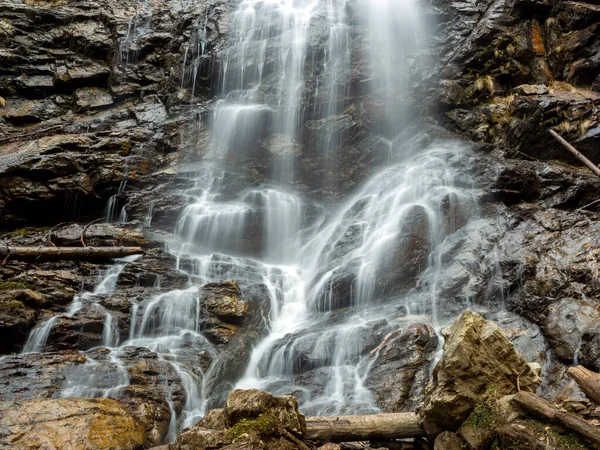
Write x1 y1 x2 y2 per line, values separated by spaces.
0 347 185 447
365 323 439 412
423 0 600 167
202 283 272 409
0 255 99 354
543 297 600 362
421 310 540 437
0 0 599 443
421 184 600 392
0 0 215 229
580 329 600 372
0 397 146 450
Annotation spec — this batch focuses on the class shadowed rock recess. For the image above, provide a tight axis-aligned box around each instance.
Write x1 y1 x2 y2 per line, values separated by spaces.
1 0 600 447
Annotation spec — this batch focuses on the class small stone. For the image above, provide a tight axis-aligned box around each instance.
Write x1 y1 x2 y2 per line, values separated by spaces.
74 88 114 111
514 84 548 95
319 444 342 450
434 431 464 450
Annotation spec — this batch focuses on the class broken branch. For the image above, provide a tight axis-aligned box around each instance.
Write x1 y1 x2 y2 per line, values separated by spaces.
549 129 600 177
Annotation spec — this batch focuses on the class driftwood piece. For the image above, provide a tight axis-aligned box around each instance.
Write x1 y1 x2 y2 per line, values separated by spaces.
0 246 143 262
513 391 600 448
281 429 312 450
304 413 424 442
550 129 600 177
568 365 600 405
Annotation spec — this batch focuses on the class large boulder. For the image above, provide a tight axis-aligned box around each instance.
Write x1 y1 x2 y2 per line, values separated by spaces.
170 389 306 450
0 348 185 447
0 398 146 450
225 389 305 435
420 310 541 437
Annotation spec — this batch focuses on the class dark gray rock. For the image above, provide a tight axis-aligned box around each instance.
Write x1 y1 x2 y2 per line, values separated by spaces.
366 323 439 412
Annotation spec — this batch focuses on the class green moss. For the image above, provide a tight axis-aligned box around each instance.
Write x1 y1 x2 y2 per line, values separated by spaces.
0 299 25 311
529 420 589 449
226 412 280 441
0 281 34 291
465 386 499 431
467 402 495 430
6 227 51 237
0 18 15 36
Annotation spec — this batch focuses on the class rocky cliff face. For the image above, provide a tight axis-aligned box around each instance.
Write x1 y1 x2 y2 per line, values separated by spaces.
1 0 600 446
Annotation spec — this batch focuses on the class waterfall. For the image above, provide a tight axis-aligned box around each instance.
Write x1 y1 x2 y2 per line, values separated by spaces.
163 0 478 415
19 0 485 440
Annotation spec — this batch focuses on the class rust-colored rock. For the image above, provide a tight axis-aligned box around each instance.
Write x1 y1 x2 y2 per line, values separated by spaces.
0 398 146 450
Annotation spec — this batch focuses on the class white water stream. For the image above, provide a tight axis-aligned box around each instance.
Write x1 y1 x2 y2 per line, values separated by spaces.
19 0 488 440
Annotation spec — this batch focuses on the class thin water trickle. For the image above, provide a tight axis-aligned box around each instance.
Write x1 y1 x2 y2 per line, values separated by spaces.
22 260 136 354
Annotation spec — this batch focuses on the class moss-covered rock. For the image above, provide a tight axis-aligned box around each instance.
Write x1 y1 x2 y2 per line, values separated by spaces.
170 390 306 450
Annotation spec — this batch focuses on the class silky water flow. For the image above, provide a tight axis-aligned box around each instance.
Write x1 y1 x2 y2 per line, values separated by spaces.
19 0 485 439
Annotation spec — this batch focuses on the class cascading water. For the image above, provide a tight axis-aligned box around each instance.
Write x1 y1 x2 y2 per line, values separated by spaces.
22 260 132 354
19 0 493 441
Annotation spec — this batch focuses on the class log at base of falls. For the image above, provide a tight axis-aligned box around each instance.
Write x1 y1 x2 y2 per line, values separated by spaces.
304 413 424 442
0 246 144 261
513 391 600 448
568 365 600 405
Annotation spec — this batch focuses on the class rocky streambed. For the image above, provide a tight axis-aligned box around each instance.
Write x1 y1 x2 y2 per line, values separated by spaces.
3 310 600 449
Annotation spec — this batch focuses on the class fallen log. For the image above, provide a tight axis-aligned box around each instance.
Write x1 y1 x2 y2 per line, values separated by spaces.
513 391 600 448
304 413 424 442
568 365 600 405
0 246 143 262
549 129 600 177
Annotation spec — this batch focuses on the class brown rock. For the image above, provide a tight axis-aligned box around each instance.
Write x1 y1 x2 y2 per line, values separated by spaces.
421 310 541 437
514 84 548 95
226 389 305 436
74 87 114 111
0 398 146 450
202 280 248 324
492 422 546 450
169 428 229 450
434 431 464 450
199 408 230 431
458 394 521 449
170 390 306 450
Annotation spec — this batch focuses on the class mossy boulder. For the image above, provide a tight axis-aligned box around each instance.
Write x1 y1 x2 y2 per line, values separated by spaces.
420 310 541 437
170 390 306 450
225 389 305 436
